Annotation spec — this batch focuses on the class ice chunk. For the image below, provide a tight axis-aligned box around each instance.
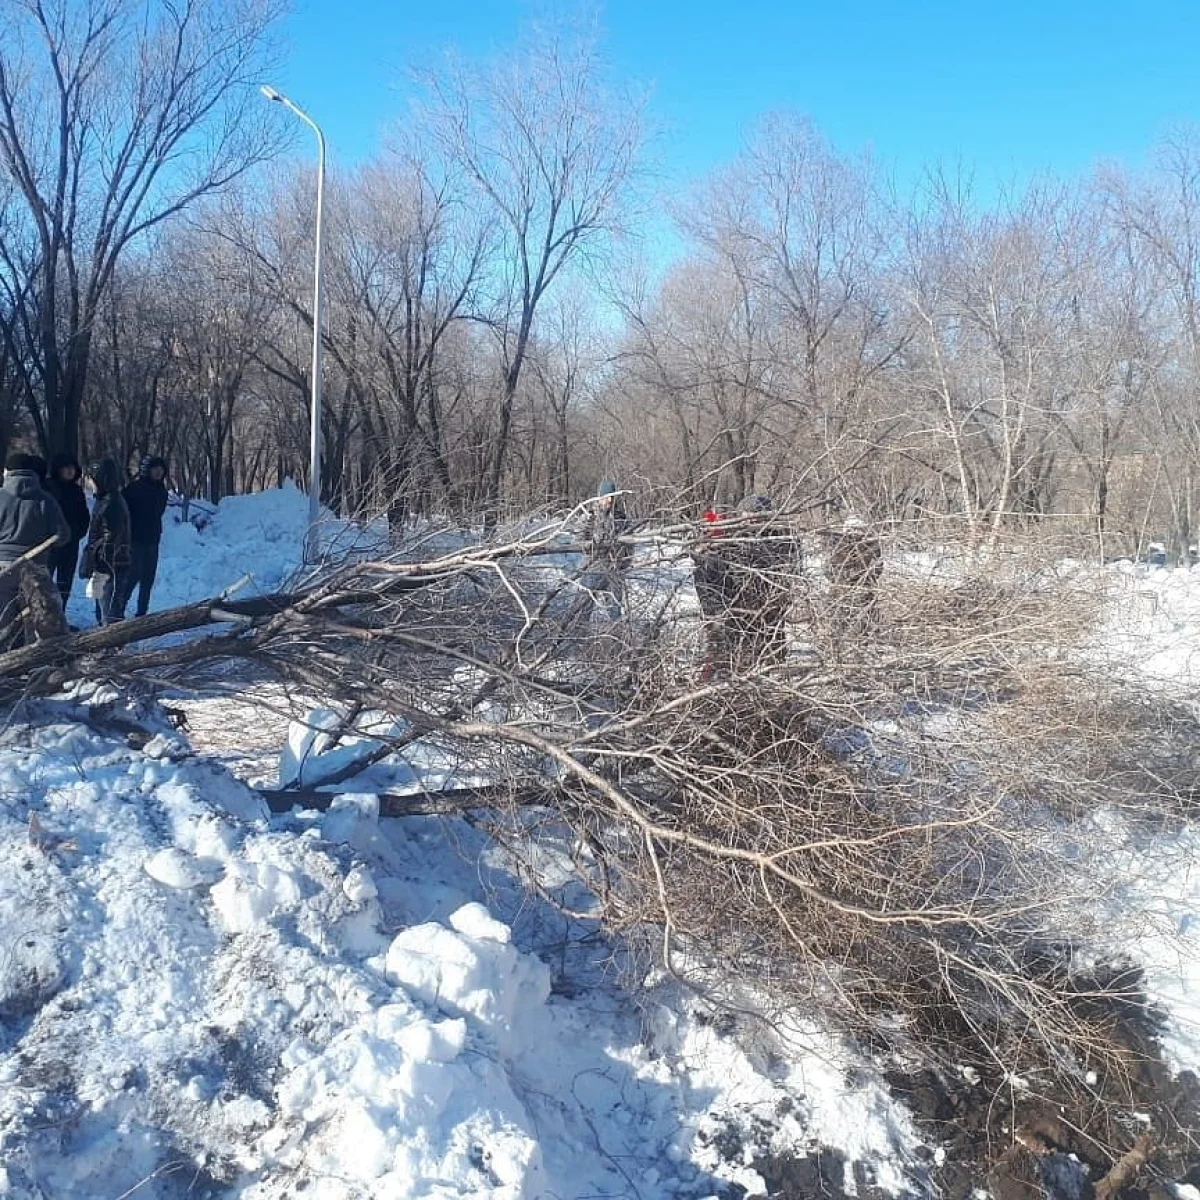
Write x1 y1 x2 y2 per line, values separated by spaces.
278 709 342 787
342 865 378 904
448 901 511 944
210 858 306 934
385 904 550 1058
143 847 219 889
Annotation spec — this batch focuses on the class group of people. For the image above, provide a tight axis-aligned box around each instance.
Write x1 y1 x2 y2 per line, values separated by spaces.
0 452 169 648
581 483 801 672
582 481 884 676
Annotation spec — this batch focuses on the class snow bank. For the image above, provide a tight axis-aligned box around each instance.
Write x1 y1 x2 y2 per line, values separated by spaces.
0 723 553 1198
1092 561 1200 687
0 720 922 1197
63 480 314 628
157 482 311 604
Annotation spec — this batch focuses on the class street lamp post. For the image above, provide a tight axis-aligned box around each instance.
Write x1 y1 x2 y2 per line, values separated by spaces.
261 85 325 564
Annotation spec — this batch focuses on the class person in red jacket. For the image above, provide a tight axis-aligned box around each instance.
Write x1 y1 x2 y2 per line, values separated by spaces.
691 496 800 677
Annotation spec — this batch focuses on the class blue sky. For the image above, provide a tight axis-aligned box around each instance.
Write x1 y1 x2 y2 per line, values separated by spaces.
275 0 1200 194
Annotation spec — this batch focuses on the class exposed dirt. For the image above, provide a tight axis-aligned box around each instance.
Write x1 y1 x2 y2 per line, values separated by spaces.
881 957 1200 1200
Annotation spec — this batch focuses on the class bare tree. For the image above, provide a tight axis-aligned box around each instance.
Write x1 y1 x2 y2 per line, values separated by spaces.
0 0 284 457
163 223 275 500
901 175 1083 547
419 24 643 522
1104 130 1200 556
527 284 607 500
685 117 906 495
1051 173 1160 549
611 253 783 507
331 149 488 521
81 254 172 470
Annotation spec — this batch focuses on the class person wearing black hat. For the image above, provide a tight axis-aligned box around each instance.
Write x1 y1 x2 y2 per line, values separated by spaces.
45 453 90 608
80 458 132 626
118 455 168 618
0 452 70 647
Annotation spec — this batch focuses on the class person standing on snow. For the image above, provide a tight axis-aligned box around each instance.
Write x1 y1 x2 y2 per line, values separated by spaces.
119 455 168 618
822 513 884 631
693 494 799 675
80 458 132 626
0 452 70 648
582 479 633 615
45 454 91 608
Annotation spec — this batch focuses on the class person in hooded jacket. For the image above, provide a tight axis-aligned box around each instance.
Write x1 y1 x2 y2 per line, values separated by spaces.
80 458 132 626
0 452 70 648
118 455 168 618
690 506 728 624
44 453 90 608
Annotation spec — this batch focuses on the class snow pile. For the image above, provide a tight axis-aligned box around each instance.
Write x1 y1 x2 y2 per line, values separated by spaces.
0 719 920 1198
385 903 551 1060
0 724 552 1197
1092 560 1200 687
156 482 313 605
61 480 313 630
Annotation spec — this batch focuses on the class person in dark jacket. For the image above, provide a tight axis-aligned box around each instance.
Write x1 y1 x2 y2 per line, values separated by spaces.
80 458 132 626
0 452 70 647
44 453 91 607
822 516 884 631
118 455 168 618
691 495 799 676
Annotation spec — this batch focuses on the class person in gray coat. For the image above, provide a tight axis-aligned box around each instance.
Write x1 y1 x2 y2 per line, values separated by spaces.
0 452 70 648
581 479 633 616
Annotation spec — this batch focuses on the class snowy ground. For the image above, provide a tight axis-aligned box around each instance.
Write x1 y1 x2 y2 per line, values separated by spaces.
1093 559 1200 686
7 489 1200 1197
0 710 922 1200
0 488 925 1199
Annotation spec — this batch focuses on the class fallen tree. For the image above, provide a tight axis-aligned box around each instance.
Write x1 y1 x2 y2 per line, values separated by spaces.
5 514 1196 1183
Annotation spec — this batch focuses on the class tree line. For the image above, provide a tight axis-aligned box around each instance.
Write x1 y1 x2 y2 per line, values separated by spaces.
2 1 1200 555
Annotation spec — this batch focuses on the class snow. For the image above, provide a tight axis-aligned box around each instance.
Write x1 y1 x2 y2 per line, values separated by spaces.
17 486 1200 1196
0 490 927 1196
1042 559 1200 1086
0 714 920 1197
1086 813 1200 1074
1093 560 1200 685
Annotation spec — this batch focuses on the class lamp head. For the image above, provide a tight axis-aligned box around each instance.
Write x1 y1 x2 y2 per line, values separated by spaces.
260 85 284 103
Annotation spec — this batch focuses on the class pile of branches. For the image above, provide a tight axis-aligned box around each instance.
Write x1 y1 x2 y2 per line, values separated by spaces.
2 516 1190 1144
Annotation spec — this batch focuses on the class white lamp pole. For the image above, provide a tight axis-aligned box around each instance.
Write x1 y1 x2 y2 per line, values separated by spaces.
262 85 325 564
